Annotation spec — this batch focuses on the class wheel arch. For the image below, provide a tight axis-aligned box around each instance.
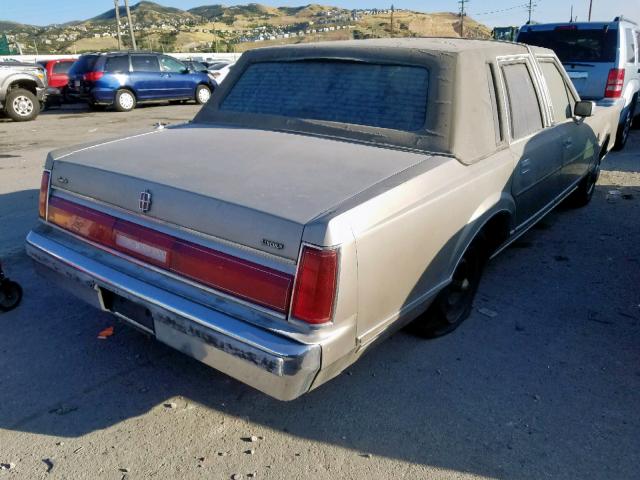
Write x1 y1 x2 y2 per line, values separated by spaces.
7 78 39 97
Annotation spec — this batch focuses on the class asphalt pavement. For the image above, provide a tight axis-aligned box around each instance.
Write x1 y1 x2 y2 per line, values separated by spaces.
0 104 638 480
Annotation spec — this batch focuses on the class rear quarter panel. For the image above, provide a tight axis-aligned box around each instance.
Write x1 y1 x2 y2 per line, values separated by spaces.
337 150 515 347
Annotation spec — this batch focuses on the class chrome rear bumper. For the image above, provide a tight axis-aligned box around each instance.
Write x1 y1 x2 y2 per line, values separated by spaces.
25 229 320 401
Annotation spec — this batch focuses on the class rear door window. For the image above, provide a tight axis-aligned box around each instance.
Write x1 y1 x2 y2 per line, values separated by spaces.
501 62 544 140
220 60 429 131
131 55 159 72
518 28 618 63
52 61 73 74
626 29 636 63
540 60 575 122
105 55 130 73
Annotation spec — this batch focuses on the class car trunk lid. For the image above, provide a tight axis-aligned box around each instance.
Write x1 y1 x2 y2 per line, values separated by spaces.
48 124 428 260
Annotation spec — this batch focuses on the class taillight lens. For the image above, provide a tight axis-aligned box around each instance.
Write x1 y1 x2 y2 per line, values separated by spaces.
605 68 625 98
46 197 294 312
38 171 50 219
83 71 104 82
291 246 338 325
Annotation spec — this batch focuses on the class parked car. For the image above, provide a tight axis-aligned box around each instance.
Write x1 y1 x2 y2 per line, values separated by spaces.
518 17 640 149
66 51 215 112
0 61 47 121
38 58 75 106
27 39 619 400
208 62 234 85
183 60 209 73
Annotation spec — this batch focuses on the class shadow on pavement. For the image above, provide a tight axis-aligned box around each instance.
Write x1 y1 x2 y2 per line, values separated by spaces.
1 181 639 479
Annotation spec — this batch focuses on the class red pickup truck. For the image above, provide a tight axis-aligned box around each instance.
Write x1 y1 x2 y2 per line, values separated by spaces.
38 58 75 106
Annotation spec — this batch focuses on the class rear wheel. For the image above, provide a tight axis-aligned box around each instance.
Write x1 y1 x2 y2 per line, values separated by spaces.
409 239 486 338
114 89 136 112
567 155 601 208
5 88 40 121
195 84 211 105
0 280 23 312
613 100 635 150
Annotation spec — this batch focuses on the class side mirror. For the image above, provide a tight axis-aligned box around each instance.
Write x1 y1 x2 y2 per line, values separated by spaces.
574 100 595 118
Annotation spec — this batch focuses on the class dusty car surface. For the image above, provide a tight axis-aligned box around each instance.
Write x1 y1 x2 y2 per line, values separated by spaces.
26 38 619 400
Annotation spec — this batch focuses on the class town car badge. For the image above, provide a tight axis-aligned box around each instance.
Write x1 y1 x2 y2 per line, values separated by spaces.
138 190 152 213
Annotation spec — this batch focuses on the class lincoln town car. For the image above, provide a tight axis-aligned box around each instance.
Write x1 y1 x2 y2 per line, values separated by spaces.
26 39 620 400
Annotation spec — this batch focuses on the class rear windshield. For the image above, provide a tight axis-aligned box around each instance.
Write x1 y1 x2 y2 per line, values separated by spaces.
68 55 99 74
518 28 618 63
220 61 429 131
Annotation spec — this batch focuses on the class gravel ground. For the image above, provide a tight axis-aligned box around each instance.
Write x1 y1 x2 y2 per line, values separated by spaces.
0 105 639 480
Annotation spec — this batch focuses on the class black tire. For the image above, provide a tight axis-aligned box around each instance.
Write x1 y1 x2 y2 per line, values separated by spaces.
113 89 136 112
0 280 23 312
195 84 211 105
409 239 486 338
4 88 40 121
567 156 601 208
613 101 635 150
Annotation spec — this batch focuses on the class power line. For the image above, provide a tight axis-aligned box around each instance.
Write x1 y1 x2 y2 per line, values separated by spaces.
474 3 529 16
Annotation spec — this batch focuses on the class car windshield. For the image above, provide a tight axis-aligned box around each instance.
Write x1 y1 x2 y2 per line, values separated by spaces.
220 60 429 131
518 28 618 63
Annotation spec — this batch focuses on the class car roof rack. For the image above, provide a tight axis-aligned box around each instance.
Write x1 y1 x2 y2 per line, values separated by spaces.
613 16 639 26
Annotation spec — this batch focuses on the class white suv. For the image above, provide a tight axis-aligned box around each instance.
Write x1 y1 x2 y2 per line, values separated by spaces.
518 16 640 150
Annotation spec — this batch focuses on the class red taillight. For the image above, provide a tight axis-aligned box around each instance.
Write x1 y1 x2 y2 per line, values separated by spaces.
605 68 625 98
83 71 104 82
38 171 50 219
291 246 338 325
46 197 294 313
48 197 116 246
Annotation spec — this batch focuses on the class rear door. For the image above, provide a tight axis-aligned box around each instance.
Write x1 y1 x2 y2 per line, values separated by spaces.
501 57 564 226
538 57 596 188
623 26 640 108
130 55 161 100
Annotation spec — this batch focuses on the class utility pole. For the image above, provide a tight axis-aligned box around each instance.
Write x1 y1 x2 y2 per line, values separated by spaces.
570 5 574 22
124 0 137 51
390 4 394 37
588 0 593 21
458 0 468 38
114 0 122 50
527 0 534 23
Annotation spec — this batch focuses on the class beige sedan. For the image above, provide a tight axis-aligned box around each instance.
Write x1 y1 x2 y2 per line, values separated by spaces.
27 38 620 399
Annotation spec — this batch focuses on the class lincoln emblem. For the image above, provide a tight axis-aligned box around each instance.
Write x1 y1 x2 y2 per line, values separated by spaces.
138 190 152 213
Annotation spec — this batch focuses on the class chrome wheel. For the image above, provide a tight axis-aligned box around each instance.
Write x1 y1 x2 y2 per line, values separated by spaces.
12 95 34 117
118 91 135 111
196 86 211 104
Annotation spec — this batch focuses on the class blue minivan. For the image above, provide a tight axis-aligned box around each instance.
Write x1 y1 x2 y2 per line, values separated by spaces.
67 52 216 112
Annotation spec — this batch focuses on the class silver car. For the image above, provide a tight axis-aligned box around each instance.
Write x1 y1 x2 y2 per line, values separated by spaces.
26 39 620 400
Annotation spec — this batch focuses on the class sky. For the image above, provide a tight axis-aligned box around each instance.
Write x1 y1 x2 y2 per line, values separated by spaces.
1 0 639 28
